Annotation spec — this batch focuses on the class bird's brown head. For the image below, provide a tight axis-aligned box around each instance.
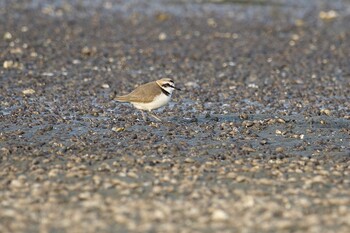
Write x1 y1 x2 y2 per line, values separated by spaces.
156 78 181 93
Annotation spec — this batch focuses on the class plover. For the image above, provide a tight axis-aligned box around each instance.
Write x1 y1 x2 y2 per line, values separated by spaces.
116 78 180 121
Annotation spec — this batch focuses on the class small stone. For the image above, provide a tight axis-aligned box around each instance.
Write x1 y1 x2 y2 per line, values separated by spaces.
112 127 125 132
82 46 97 56
3 32 12 40
81 46 91 55
10 47 23 54
207 18 217 27
42 72 54 76
295 19 304 26
305 175 325 185
22 88 36 95
277 118 286 123
184 81 199 88
3 60 14 69
102 83 110 89
3 60 23 70
226 172 237 179
21 26 28 32
239 113 248 120
78 192 92 200
184 158 195 163
319 10 338 20
127 171 139 179
155 12 170 21
260 139 268 145
48 169 60 177
241 146 256 153
211 209 229 221
267 119 276 124
275 147 284 153
236 176 247 182
2 208 20 218
10 179 24 189
153 209 166 220
320 109 331 116
275 129 283 135
158 32 167 41
242 120 254 127
0 147 10 155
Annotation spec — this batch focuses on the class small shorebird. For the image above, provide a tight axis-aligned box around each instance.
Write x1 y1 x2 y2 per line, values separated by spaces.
116 78 180 121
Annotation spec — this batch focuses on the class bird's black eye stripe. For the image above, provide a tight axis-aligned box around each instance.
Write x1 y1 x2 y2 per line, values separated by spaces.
162 83 174 88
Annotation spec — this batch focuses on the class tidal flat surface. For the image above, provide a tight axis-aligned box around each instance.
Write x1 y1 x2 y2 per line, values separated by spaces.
0 0 349 232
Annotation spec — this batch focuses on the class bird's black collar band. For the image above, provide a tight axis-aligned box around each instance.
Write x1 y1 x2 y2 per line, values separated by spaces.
160 87 170 96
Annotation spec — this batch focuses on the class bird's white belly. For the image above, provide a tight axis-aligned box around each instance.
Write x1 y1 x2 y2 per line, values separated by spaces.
132 94 171 111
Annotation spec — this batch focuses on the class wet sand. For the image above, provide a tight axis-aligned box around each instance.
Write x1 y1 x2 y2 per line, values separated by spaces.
0 0 349 232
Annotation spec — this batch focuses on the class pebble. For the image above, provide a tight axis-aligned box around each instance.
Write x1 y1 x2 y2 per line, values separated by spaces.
275 147 285 153
112 127 125 132
158 32 167 41
241 146 256 153
211 209 229 221
3 32 12 40
101 83 110 89
239 113 249 120
242 121 254 127
22 89 36 95
185 81 199 88
320 109 331 116
10 179 25 189
3 60 14 68
319 10 338 20
260 139 268 145
276 118 286 124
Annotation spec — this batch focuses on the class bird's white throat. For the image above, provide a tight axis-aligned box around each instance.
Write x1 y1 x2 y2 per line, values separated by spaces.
161 86 175 95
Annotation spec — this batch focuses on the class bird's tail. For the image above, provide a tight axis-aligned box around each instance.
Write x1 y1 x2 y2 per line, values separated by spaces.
115 95 129 102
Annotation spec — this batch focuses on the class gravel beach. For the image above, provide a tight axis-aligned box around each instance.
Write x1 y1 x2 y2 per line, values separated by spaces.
0 0 349 232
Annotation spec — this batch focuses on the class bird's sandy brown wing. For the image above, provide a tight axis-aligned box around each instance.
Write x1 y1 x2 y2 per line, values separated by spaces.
116 82 161 103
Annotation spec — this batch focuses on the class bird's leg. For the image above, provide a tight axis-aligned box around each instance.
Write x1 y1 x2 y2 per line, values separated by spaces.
149 111 162 122
140 110 148 121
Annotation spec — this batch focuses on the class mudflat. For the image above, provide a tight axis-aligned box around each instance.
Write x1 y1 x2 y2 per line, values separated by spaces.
0 0 349 232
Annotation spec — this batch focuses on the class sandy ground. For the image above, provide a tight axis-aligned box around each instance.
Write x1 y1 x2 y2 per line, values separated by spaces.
0 0 349 232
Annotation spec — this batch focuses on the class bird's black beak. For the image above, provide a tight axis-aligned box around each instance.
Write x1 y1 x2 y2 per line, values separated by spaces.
175 87 181 91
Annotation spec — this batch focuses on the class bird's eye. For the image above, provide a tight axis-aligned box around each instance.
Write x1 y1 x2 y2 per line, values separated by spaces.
162 83 176 89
